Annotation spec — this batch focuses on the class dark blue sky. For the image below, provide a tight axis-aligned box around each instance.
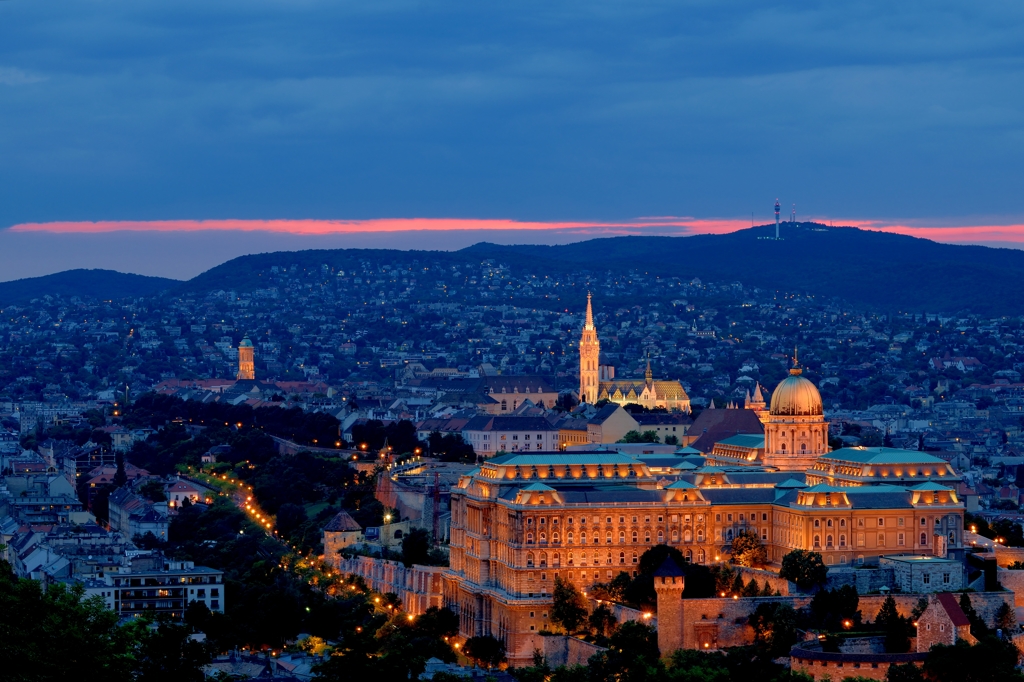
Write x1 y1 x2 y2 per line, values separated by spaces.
1 1 1023 228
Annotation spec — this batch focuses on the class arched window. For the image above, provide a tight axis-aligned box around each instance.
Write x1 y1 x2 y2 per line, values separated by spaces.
657 530 664 543
606 551 612 564
826 534 834 548
632 552 639 564
552 532 560 544
697 549 706 563
801 443 807 452
839 534 847 547
672 529 679 542
781 443 787 452
501 400 507 411
645 531 652 543
539 532 547 544
567 532 574 544
685 549 693 562
631 531 638 543
606 531 612 544
527 552 534 567
527 533 534 544
827 519 833 528
568 552 574 565
814 534 821 548
553 553 561 567
540 552 548 567
696 529 704 542
840 519 846 527
920 532 928 546
619 531 625 544
726 529 734 541
580 532 586 543
684 528 692 542
619 552 626 564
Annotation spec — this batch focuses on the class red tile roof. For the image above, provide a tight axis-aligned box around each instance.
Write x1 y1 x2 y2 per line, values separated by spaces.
936 593 971 627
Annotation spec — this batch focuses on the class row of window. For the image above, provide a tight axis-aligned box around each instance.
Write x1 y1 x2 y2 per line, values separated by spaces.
525 528 707 544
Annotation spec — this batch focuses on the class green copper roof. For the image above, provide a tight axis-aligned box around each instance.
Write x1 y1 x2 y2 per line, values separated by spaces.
910 482 953 492
665 480 698 489
521 482 556 492
488 453 638 466
671 461 699 470
776 478 808 489
716 434 765 449
825 447 948 465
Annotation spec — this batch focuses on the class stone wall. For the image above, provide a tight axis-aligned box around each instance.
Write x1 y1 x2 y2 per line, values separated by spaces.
540 635 607 668
589 599 657 630
333 555 444 615
733 566 795 595
994 545 1024 568
655 591 1014 655
998 568 1024 607
827 566 896 593
791 642 926 682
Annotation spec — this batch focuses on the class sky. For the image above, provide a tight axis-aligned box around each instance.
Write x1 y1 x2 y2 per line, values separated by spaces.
1 1 1024 280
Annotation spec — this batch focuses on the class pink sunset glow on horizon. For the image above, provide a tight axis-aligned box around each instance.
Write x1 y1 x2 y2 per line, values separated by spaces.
7 216 1024 247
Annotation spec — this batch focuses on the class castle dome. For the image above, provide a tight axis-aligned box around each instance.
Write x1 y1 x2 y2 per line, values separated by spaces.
239 336 253 348
769 367 822 416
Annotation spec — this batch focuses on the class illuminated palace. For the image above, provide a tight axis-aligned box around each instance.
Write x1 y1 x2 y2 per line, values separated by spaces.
442 367 965 665
579 294 690 412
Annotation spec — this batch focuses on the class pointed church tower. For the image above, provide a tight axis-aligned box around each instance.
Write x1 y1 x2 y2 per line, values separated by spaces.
747 383 768 423
579 293 601 404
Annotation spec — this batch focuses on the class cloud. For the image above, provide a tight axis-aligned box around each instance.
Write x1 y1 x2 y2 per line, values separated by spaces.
0 1 1022 225
0 66 45 85
7 216 747 236
11 216 1024 248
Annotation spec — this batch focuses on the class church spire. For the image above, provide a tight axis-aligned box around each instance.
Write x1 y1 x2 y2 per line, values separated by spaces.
645 354 653 388
585 291 594 329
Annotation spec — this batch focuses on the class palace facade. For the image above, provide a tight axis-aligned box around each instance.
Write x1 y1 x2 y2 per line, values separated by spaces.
442 363 966 665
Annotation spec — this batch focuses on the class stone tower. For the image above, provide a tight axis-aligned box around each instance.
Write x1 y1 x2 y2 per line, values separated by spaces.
653 557 686 657
579 293 600 404
237 336 255 380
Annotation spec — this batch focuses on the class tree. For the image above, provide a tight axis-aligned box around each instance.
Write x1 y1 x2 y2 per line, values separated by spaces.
664 435 679 445
401 528 431 567
748 601 798 658
923 637 1024 682
730 530 767 567
587 620 662 682
113 450 128 488
886 662 925 682
995 601 1016 633
958 592 988 638
463 635 507 669
588 603 617 637
779 550 828 591
875 595 910 653
618 430 660 444
551 576 589 634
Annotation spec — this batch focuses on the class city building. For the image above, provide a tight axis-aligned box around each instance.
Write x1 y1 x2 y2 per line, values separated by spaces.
81 554 225 619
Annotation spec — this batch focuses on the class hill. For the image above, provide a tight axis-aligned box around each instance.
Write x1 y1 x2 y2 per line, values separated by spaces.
460 223 1024 316
0 269 179 305
175 223 1024 316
